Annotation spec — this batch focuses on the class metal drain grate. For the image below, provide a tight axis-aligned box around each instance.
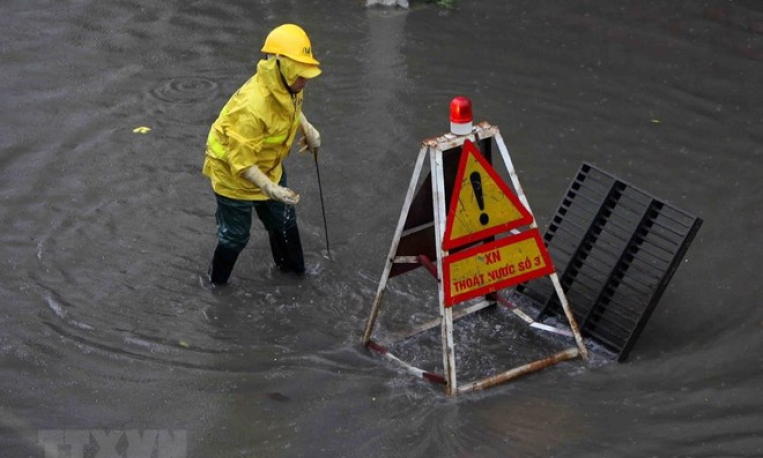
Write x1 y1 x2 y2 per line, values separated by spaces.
517 163 703 361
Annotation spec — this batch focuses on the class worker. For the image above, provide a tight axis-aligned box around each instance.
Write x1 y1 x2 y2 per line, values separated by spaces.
203 24 322 285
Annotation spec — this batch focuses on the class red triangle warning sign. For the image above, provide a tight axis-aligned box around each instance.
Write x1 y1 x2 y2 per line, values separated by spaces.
443 140 533 250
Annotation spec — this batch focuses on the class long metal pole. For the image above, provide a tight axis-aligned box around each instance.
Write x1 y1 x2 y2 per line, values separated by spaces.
494 132 588 359
456 347 580 394
362 146 429 345
430 144 457 395
313 151 331 258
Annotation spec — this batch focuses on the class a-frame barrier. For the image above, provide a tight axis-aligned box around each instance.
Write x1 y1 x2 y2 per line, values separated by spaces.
362 122 588 396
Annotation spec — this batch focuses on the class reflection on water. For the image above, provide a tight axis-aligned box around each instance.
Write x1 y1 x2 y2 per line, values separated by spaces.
1 0 761 456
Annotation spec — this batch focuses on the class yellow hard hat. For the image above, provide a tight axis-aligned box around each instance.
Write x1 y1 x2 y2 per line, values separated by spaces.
261 24 320 66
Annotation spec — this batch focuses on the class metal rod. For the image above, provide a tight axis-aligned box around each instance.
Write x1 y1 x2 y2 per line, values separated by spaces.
362 146 429 345
367 340 447 385
430 145 457 395
313 151 331 258
550 272 589 359
495 132 588 359
456 347 580 394
377 300 495 347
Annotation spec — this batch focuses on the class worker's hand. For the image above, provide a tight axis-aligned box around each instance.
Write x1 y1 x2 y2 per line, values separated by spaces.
244 166 300 205
298 114 321 155
262 182 300 205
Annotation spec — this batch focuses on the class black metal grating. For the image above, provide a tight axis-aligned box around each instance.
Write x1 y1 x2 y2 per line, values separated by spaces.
517 163 703 361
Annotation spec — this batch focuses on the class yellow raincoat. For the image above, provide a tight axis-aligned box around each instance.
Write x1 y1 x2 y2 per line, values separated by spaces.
203 58 303 200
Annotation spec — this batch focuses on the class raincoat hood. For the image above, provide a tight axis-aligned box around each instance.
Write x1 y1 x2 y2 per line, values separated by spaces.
258 56 320 93
255 57 297 109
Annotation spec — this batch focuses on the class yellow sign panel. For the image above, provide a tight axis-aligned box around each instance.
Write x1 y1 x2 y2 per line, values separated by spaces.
443 140 532 250
443 229 555 306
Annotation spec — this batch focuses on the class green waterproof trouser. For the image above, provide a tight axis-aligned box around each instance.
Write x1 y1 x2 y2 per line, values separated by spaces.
212 171 305 276
214 172 298 253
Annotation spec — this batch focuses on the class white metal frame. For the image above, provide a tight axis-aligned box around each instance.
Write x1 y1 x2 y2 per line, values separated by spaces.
362 122 587 396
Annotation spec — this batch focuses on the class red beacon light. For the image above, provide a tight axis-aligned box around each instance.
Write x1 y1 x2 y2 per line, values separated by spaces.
450 96 473 136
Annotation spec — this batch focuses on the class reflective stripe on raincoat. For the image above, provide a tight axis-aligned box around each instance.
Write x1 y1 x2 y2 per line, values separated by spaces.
203 57 303 201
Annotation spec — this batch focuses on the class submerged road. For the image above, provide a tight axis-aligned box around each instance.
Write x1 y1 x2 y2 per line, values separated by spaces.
1 0 761 456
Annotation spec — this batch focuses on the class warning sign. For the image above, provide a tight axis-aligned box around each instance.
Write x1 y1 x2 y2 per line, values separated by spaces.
442 140 532 250
442 229 554 307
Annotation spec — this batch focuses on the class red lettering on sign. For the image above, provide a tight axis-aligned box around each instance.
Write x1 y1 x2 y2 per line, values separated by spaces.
484 250 501 265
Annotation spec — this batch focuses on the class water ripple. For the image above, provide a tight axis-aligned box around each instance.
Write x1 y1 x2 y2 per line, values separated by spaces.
148 76 219 105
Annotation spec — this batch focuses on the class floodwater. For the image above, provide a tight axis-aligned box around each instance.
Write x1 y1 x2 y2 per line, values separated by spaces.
1 0 761 456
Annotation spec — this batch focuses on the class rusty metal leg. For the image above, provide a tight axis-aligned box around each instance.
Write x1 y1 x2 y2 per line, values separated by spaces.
550 273 589 359
363 146 430 345
456 347 580 394
363 262 392 346
429 145 458 394
441 308 457 395
495 132 588 360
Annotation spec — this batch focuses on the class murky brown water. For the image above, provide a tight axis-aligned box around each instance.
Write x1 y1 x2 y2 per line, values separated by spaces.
2 0 762 456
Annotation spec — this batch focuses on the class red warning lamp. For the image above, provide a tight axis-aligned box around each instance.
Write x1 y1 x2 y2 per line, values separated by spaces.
450 96 473 136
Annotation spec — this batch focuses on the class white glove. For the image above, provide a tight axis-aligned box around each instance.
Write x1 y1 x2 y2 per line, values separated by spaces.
298 114 321 155
243 166 300 205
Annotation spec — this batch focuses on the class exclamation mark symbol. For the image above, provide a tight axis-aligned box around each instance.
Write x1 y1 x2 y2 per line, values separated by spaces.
470 171 489 226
